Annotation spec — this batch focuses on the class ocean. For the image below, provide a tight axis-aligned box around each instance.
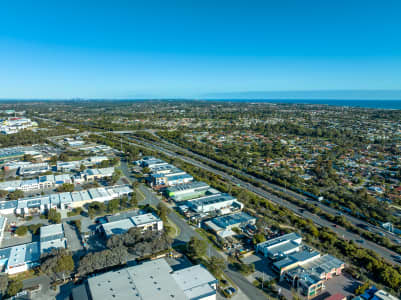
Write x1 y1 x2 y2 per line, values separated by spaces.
217 99 401 110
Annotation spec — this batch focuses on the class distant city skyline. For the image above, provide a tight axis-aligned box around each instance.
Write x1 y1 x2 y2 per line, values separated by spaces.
1 1 401 99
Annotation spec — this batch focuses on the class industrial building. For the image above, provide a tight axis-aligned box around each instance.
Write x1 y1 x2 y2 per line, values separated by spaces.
281 254 345 298
100 212 163 238
0 185 132 215
136 156 168 168
0 117 37 135
0 173 72 193
256 232 302 260
186 193 243 214
0 223 67 274
165 181 210 202
150 172 193 187
40 224 67 254
18 162 50 176
204 212 256 234
82 167 115 181
56 156 110 172
0 167 114 193
84 258 217 300
272 250 321 275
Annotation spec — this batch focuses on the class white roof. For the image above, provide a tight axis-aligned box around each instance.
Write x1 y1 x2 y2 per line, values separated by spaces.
172 264 217 300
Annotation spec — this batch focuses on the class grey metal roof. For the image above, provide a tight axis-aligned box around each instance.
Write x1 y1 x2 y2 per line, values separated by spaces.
167 181 209 193
188 193 235 207
211 212 255 229
88 259 188 300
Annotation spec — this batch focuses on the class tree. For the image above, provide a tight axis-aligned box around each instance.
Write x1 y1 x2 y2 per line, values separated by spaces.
6 279 22 297
79 164 86 172
15 225 28 236
0 190 8 198
252 233 266 245
71 219 81 231
187 237 207 258
23 154 34 162
142 167 151 174
28 223 43 235
157 203 168 222
107 198 120 213
56 183 74 193
207 256 225 277
129 193 138 208
48 209 61 224
0 274 8 296
41 249 74 282
8 189 24 200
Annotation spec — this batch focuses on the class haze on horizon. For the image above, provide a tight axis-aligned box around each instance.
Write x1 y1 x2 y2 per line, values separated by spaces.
1 1 401 99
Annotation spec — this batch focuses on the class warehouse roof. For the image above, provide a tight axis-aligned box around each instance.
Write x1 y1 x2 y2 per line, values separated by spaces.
172 264 218 300
211 212 255 229
189 193 234 205
167 181 209 193
88 259 188 300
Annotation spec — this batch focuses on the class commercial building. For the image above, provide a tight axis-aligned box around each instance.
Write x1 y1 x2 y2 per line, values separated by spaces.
56 156 110 172
18 162 49 176
0 242 40 274
0 173 74 193
256 232 302 260
165 181 210 202
136 156 168 168
279 253 345 298
205 212 256 233
272 250 321 275
284 268 325 299
187 193 243 214
0 185 132 215
0 118 37 135
100 212 163 238
0 147 27 161
0 223 68 274
40 224 67 254
83 167 115 181
85 258 217 300
150 172 193 187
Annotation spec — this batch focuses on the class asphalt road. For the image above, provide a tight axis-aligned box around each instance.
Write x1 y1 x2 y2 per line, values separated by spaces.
119 135 401 266
138 134 401 243
120 161 266 300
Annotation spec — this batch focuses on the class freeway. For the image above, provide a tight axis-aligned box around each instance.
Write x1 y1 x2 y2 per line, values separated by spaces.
118 135 401 266
120 160 265 300
135 133 401 245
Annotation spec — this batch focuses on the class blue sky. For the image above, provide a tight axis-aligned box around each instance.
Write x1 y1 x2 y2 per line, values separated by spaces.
0 0 401 99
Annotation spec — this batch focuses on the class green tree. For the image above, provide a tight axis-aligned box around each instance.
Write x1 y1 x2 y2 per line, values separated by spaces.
15 226 28 236
6 279 22 297
48 209 61 224
107 198 120 213
207 256 225 277
28 223 43 235
56 183 75 193
8 189 24 200
187 237 207 258
252 233 266 245
0 190 8 198
0 274 8 295
157 203 168 222
129 193 138 208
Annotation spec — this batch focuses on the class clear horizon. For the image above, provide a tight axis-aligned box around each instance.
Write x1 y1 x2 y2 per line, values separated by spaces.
1 1 401 99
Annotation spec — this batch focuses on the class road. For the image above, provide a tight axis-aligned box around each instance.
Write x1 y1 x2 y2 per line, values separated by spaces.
120 160 266 300
131 133 401 244
117 136 401 266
